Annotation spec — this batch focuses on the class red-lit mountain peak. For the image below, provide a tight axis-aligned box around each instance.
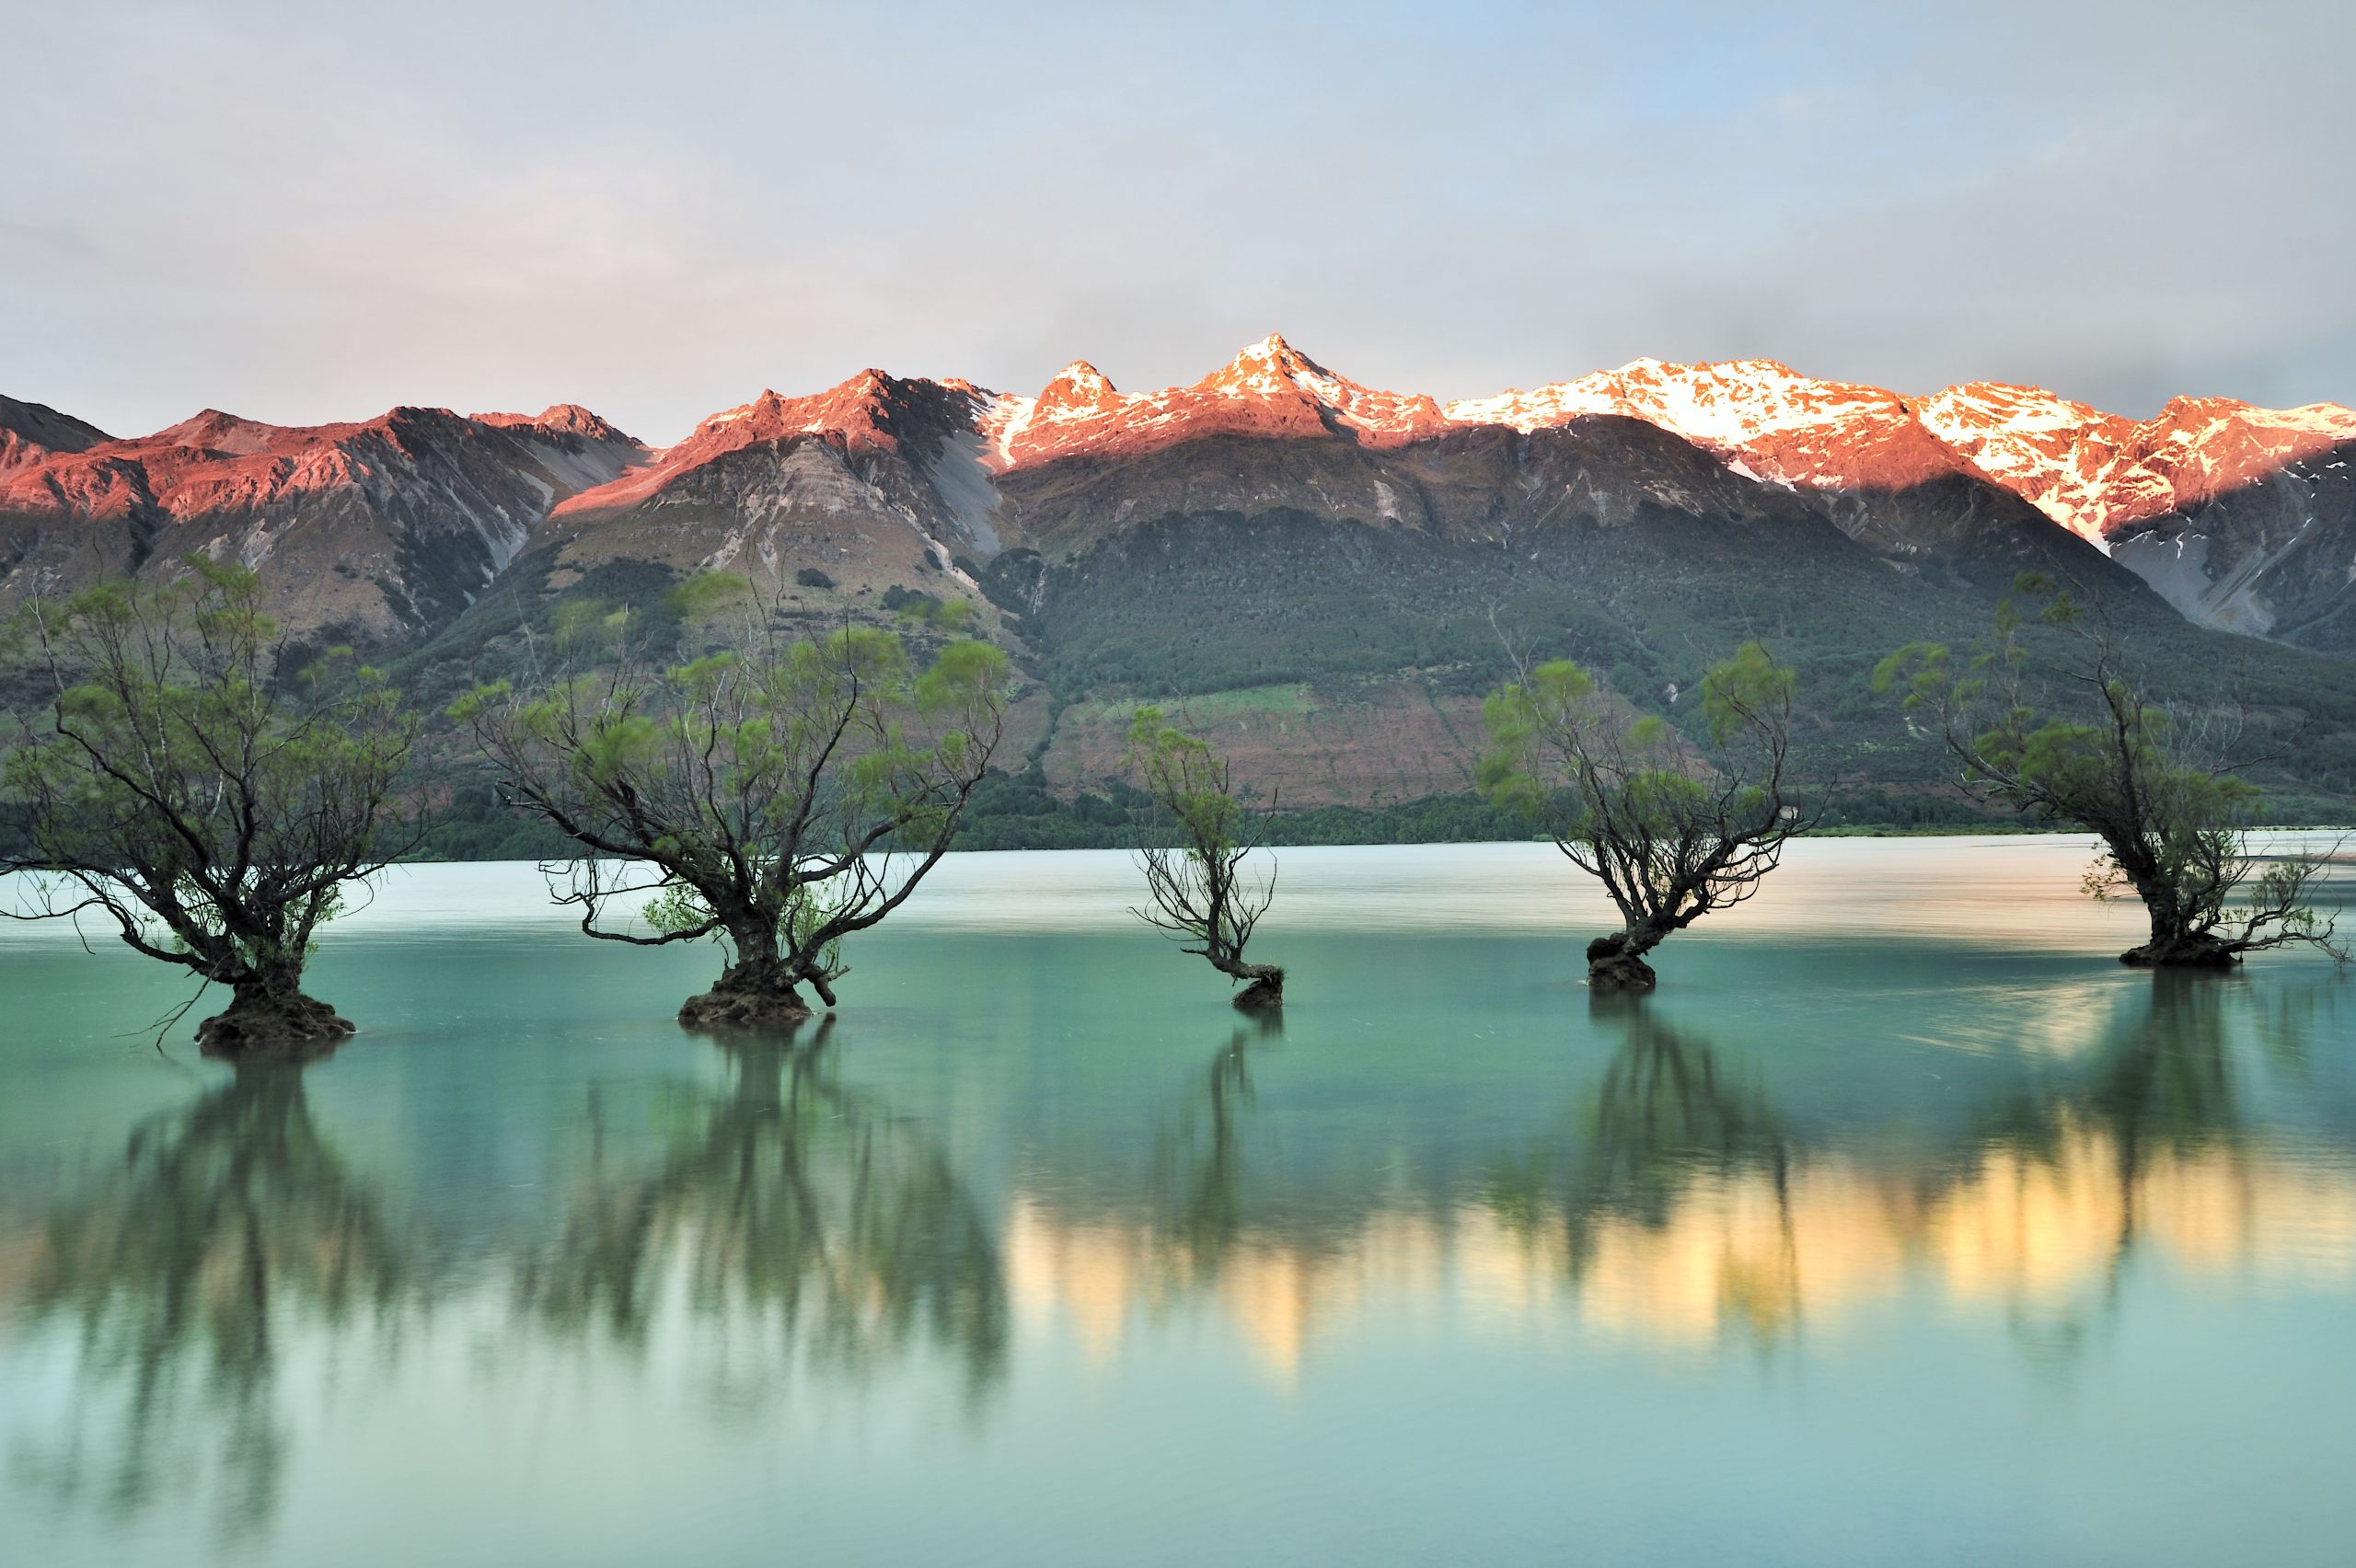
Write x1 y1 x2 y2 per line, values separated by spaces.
978 335 1449 471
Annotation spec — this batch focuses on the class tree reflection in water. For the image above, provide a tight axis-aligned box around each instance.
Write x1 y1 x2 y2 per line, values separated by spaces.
10 1050 408 1546
1477 974 2330 1352
516 1020 1008 1401
1149 1017 1279 1274
8 1022 1011 1549
1962 971 2252 1358
1479 999 1803 1343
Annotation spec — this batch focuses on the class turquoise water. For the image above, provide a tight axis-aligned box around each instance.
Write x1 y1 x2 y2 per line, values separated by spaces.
2 839 2351 1567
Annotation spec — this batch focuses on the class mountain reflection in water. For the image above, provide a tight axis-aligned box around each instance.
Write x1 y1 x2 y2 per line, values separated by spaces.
1 899 2350 1563
1003 974 2356 1373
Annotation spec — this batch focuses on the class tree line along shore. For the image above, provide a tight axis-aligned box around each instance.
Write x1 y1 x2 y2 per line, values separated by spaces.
1 560 2343 1050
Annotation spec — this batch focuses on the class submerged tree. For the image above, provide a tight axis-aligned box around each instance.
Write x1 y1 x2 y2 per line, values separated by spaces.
1478 643 1811 992
1875 576 2342 968
0 560 420 1050
456 587 1008 1029
1126 706 1285 1010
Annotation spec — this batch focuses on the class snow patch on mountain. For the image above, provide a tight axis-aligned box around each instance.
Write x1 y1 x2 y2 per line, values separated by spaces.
1917 384 2356 545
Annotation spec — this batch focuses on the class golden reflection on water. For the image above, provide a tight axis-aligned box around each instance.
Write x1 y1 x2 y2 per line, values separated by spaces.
5 963 2353 1553
1006 1129 2356 1376
1001 978 2356 1378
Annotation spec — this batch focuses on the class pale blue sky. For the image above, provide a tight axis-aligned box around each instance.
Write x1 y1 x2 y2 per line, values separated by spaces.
4 0 2349 441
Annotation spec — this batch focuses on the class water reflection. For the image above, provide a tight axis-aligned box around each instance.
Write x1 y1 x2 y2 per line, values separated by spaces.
7 1054 410 1545
5 1025 1012 1551
1007 974 2356 1373
1942 974 2353 1320
517 1022 1008 1400
4 954 2351 1563
1008 1016 1406 1381
1150 1019 1277 1273
1519 975 2356 1346
1482 1002 1804 1344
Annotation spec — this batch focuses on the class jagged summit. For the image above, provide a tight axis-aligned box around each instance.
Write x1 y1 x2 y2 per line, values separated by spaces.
475 403 640 445
1039 361 1119 406
1202 331 1317 391
147 408 292 455
1914 382 2356 541
973 334 1452 470
587 339 2352 542
0 397 648 641
8 344 2352 659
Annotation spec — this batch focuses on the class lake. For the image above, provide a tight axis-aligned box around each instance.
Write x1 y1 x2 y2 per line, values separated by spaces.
3 838 2352 1567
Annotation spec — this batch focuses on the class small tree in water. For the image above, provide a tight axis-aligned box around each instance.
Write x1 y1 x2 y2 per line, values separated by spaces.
1875 575 2342 968
455 580 1008 1030
1126 707 1285 1010
1479 643 1811 992
0 560 420 1051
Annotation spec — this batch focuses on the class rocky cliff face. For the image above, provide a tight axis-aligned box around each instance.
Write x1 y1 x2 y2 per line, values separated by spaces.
9 341 2356 815
538 371 999 602
2104 438 2356 651
0 395 112 472
6 337 2351 658
0 404 645 643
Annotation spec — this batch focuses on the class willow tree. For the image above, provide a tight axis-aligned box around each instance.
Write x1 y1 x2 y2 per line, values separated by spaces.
1479 643 1810 992
1 560 420 1050
456 600 1007 1029
1126 707 1284 1010
1876 575 2341 967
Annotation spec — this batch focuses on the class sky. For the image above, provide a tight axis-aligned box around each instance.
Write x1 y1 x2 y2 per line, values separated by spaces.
4 0 2351 444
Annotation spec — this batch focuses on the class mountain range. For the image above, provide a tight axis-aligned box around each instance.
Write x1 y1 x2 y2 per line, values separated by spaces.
6 341 2353 829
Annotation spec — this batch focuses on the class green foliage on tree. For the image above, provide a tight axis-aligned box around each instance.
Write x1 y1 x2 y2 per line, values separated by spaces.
880 585 975 631
1480 641 1809 990
1875 574 2342 966
0 558 421 1048
455 583 1009 1026
1126 707 1285 1009
661 569 755 627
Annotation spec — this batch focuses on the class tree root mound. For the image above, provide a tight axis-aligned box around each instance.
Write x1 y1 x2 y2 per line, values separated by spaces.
1232 976 1285 1013
679 984 816 1033
1586 934 1660 994
2119 935 2240 969
196 992 356 1056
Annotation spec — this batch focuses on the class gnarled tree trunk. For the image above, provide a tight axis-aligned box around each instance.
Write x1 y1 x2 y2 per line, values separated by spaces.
1587 923 1672 993
2119 913 2238 968
678 917 814 1032
1220 959 1286 1013
2115 868 2237 968
195 964 355 1055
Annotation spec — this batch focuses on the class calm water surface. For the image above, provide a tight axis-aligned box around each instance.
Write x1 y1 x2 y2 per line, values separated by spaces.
2 838 2351 1567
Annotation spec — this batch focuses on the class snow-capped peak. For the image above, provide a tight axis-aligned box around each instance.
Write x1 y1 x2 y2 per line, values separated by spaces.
1038 361 1122 410
456 341 2356 540
1914 383 2356 541
1205 331 1314 392
1187 334 1446 446
1444 359 1966 492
